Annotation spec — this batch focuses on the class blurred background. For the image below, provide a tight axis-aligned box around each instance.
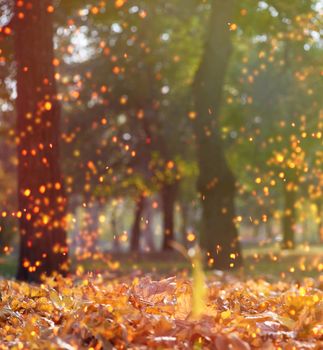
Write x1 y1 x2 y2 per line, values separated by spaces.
0 0 322 277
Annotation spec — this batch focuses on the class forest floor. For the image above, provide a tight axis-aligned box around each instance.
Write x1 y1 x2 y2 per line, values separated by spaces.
1 244 322 280
100 243 323 280
0 244 322 349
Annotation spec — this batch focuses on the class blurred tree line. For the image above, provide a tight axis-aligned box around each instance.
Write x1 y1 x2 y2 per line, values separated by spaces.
0 0 322 281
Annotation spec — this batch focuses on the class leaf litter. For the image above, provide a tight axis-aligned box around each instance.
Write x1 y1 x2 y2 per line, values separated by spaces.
0 273 322 349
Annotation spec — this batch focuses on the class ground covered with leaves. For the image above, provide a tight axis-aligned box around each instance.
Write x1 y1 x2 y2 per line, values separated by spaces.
0 272 322 350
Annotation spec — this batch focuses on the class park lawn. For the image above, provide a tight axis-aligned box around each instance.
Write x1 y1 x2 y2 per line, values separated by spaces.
1 244 322 281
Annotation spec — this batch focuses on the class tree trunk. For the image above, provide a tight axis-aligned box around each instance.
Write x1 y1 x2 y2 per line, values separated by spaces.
316 200 323 243
253 223 260 238
282 187 296 249
68 194 81 253
82 200 100 254
192 0 242 270
142 198 155 252
14 1 68 282
180 202 189 247
162 183 177 250
0 218 7 251
130 194 145 252
111 205 120 251
265 218 274 240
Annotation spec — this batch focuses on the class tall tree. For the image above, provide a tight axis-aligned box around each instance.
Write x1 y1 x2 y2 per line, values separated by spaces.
130 193 145 252
192 0 242 270
14 0 68 282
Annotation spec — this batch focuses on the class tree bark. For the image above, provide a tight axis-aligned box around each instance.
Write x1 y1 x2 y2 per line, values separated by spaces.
253 223 260 238
81 200 100 254
14 1 68 282
130 194 145 252
192 0 242 270
282 186 296 249
180 202 189 247
142 198 155 252
265 218 274 240
111 205 120 251
316 200 323 243
162 183 178 250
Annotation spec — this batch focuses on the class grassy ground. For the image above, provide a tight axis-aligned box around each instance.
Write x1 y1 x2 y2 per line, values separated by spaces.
241 243 322 282
0 256 17 277
1 243 322 280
